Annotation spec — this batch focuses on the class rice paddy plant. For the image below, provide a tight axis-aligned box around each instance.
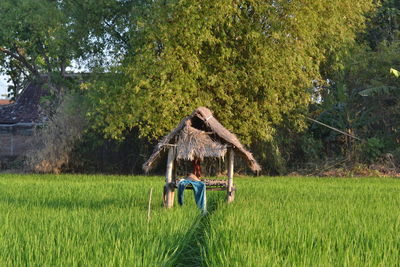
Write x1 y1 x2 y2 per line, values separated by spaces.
204 177 400 266
0 174 199 266
2 175 400 266
165 190 226 267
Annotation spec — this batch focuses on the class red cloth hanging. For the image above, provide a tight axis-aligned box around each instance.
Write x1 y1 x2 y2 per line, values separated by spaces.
192 158 202 178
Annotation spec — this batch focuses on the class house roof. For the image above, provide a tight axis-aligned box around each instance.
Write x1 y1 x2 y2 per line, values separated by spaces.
0 99 13 105
143 107 261 173
0 81 45 124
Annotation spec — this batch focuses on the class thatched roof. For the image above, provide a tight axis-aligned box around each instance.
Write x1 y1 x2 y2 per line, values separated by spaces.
143 107 261 173
176 121 228 160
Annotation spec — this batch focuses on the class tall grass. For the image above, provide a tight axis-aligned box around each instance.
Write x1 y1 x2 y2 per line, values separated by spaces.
204 177 400 266
0 174 198 266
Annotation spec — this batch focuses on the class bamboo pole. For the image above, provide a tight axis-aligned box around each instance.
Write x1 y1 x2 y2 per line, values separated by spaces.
227 148 235 203
165 148 175 208
306 117 361 141
147 188 153 223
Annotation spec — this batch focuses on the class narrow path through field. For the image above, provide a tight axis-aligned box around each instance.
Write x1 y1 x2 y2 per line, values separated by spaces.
165 199 219 267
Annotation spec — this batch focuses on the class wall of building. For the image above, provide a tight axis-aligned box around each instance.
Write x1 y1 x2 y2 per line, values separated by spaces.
0 123 35 164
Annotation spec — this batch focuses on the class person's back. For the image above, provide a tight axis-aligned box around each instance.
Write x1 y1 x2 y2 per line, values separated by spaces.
185 173 201 182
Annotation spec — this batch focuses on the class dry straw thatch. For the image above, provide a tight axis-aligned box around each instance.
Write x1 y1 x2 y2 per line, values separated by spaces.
176 120 228 161
143 107 261 173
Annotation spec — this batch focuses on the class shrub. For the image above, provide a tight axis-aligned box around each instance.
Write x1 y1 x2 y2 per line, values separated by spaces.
25 92 88 173
360 137 385 163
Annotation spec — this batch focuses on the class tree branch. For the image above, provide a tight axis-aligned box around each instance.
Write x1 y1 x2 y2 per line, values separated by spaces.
0 46 40 76
60 57 66 77
104 19 129 49
37 41 52 73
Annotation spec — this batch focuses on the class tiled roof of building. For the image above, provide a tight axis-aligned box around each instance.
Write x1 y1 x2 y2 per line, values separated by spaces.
0 81 45 124
0 99 13 105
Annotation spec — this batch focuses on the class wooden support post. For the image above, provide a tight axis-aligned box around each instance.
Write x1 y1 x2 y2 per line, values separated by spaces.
173 159 177 182
227 148 235 203
171 159 177 207
164 148 175 208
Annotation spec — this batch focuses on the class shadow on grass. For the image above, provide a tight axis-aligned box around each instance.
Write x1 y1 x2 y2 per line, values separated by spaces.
163 196 222 267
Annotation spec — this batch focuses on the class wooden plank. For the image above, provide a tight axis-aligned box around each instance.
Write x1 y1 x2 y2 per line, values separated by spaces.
227 148 235 203
203 179 228 186
165 148 175 208
172 179 228 188
184 186 232 191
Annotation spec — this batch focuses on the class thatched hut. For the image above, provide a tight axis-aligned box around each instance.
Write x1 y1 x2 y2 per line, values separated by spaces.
143 107 260 207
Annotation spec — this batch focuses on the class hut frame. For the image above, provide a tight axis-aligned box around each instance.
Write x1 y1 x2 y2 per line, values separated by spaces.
143 107 261 208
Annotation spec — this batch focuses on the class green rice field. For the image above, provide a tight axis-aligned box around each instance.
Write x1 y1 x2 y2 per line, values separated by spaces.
0 174 399 266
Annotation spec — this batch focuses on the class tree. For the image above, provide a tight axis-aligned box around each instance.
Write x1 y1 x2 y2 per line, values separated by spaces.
309 0 400 165
88 0 375 149
0 0 142 97
364 0 400 49
345 42 399 145
0 0 70 78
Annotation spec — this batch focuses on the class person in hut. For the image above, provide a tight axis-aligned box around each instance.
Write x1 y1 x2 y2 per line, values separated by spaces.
185 172 201 182
182 158 202 181
192 158 202 178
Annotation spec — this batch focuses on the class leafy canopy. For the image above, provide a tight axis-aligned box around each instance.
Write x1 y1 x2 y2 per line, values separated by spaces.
88 0 375 145
0 0 140 97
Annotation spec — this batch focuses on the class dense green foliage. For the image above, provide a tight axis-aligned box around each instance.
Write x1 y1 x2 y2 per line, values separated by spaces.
88 0 375 145
0 0 137 73
308 0 400 167
1 175 400 266
0 0 70 76
0 0 137 97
